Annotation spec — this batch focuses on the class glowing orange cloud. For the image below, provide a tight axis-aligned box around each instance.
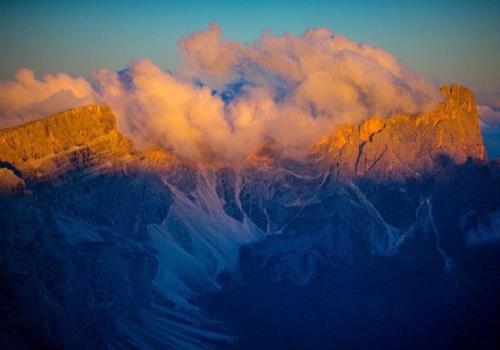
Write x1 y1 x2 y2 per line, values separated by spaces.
0 24 441 160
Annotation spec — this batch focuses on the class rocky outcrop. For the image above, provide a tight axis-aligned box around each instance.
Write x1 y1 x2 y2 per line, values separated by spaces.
311 84 486 181
0 168 24 195
0 105 133 182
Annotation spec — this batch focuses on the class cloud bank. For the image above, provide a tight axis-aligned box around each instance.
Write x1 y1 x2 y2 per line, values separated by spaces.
0 24 440 160
478 105 500 129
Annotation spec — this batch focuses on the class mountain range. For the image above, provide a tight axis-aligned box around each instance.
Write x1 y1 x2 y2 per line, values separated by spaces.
1 85 499 349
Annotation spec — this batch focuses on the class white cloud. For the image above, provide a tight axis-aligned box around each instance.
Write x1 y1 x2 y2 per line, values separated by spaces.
0 69 94 127
0 24 441 160
478 105 500 129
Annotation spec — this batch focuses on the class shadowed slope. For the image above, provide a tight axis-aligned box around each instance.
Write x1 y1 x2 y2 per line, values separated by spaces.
0 85 497 350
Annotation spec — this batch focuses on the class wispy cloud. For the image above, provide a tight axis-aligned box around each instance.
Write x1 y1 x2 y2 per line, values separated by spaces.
478 105 500 129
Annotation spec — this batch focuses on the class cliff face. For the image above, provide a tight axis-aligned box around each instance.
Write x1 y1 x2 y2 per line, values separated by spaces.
311 84 486 180
0 105 133 182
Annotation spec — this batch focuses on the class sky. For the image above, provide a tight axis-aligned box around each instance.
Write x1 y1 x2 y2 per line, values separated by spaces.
1 0 499 98
0 0 499 158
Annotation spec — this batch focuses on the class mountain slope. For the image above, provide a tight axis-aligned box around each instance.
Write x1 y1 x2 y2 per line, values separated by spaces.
1 84 498 350
0 105 260 349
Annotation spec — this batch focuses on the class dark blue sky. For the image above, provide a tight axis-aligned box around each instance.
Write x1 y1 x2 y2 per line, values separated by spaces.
1 0 499 98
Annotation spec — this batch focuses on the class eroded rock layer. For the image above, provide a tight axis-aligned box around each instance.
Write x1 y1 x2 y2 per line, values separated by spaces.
0 105 132 181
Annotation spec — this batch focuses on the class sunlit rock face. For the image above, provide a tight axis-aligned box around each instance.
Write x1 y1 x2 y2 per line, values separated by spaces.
0 168 24 195
0 105 132 182
311 84 486 181
1 85 499 349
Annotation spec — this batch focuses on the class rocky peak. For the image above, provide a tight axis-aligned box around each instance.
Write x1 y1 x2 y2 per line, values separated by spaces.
311 84 486 181
0 104 133 182
440 83 476 113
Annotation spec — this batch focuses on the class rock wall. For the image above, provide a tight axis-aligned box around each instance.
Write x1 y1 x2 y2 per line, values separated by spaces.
311 84 486 181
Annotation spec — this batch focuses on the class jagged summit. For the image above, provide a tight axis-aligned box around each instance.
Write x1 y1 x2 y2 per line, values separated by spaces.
440 83 476 112
311 84 486 180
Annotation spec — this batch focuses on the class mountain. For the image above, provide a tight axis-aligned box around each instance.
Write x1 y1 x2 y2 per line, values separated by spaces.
1 85 499 350
0 105 261 349
0 105 132 182
312 84 486 179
